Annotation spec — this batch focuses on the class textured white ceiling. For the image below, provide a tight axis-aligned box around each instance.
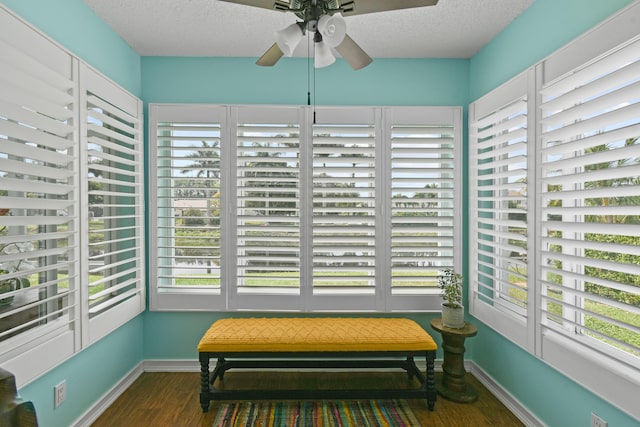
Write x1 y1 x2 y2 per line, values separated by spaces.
82 0 535 58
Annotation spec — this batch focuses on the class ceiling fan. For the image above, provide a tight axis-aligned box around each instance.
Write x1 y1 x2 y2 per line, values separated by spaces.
218 0 439 70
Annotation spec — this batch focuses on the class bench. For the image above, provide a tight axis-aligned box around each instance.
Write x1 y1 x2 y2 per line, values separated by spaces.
197 317 438 412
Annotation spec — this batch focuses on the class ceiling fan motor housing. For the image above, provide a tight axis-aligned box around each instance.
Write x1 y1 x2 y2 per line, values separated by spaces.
275 0 352 21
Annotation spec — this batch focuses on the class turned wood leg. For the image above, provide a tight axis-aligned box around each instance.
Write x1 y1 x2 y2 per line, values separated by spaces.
211 357 226 383
199 353 211 413
426 351 437 411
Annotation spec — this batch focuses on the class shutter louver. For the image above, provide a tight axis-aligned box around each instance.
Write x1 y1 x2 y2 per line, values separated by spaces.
539 38 640 360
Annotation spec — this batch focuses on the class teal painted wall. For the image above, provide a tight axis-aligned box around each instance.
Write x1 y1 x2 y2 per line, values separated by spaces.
469 1 638 426
141 56 468 106
18 316 144 427
470 0 636 100
1 0 141 96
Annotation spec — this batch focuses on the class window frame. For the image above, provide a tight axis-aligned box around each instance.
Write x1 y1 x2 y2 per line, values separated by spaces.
148 104 462 312
0 6 145 388
469 2 640 419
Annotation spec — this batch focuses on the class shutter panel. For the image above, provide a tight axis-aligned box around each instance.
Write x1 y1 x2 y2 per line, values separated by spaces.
0 7 79 384
390 119 456 290
235 107 301 297
81 66 145 342
472 96 528 315
539 38 640 360
469 71 531 348
153 112 223 293
312 112 376 295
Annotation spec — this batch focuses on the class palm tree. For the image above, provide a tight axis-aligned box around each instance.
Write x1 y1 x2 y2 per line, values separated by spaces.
180 141 222 273
181 140 221 178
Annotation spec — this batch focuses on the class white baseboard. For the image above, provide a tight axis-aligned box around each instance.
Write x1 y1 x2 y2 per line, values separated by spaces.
143 359 201 372
467 362 545 427
71 362 145 427
71 358 543 427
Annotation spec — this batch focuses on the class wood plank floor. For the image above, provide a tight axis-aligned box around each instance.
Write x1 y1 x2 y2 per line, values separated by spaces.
91 371 525 426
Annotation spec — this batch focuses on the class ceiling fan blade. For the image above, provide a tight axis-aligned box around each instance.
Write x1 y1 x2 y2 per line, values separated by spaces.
218 0 438 15
341 0 438 16
335 34 372 70
217 0 279 12
256 43 284 66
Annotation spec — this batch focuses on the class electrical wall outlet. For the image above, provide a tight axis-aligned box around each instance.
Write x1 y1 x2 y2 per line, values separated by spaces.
54 380 66 408
591 413 607 427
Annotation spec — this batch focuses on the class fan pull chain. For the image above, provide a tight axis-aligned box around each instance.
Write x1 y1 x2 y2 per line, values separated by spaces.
307 28 316 124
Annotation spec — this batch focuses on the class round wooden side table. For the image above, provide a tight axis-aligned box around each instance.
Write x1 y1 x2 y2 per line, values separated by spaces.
430 317 478 403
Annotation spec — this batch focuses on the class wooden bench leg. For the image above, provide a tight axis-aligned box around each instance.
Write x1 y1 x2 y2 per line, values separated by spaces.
426 351 437 411
199 353 211 413
211 357 226 383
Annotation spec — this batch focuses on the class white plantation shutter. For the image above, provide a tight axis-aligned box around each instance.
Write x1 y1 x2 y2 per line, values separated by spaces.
386 108 461 311
469 71 532 347
149 105 226 311
311 108 377 310
467 9 640 416
80 67 145 343
149 105 462 312
0 8 80 385
539 37 640 363
232 106 302 310
0 6 144 385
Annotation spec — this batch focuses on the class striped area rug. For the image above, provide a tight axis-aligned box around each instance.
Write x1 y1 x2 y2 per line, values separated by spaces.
212 400 421 427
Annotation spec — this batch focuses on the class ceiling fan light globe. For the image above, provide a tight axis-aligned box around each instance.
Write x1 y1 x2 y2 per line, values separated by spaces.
317 14 346 47
275 23 303 57
314 41 335 68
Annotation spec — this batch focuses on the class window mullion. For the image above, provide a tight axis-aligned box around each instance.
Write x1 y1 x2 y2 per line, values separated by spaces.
376 107 390 311
223 106 236 309
300 107 313 310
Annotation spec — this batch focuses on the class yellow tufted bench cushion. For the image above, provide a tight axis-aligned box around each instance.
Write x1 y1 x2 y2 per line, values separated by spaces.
197 317 437 353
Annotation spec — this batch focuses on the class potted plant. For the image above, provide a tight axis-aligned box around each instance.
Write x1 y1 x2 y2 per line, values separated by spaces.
438 268 465 328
